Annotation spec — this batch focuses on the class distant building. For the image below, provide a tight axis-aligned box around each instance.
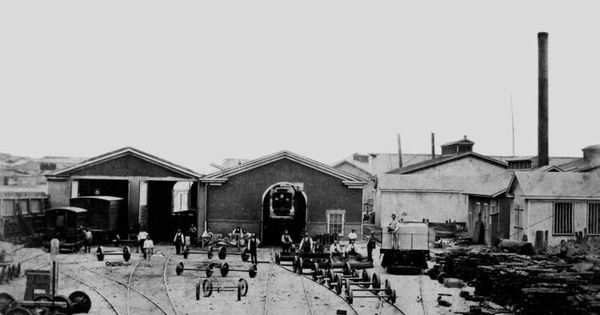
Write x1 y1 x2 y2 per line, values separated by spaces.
507 171 600 247
199 150 367 243
46 147 201 241
0 186 48 239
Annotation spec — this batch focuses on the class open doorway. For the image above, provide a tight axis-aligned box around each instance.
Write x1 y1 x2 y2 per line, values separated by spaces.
261 182 306 245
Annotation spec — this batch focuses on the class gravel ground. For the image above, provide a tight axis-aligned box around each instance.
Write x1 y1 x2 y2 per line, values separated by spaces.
0 241 476 315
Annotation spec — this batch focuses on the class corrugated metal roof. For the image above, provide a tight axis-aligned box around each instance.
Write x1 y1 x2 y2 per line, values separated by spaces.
378 171 513 197
514 171 600 198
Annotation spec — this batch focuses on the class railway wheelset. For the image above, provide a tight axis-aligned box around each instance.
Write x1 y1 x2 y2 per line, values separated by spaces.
183 246 263 262
0 291 92 315
310 264 397 305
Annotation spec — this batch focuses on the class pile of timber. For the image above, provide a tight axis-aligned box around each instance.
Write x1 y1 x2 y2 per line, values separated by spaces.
432 249 600 314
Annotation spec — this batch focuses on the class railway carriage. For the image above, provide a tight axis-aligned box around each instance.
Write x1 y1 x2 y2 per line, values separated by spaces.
69 196 124 242
44 207 88 252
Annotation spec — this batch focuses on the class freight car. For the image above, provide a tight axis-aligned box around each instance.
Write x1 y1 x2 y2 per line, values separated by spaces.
44 207 88 252
69 196 124 243
380 221 429 274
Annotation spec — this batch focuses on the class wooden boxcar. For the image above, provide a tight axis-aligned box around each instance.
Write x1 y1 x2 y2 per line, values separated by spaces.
44 207 88 252
69 196 123 242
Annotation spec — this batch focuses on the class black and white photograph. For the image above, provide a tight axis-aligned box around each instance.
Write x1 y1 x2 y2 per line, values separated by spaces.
1 1 600 314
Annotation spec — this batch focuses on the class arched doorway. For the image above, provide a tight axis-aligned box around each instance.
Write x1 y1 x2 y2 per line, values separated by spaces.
261 182 307 245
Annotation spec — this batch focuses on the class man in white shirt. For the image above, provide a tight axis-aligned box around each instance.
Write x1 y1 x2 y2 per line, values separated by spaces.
137 229 148 254
347 228 358 244
280 230 293 254
143 235 154 266
329 239 343 255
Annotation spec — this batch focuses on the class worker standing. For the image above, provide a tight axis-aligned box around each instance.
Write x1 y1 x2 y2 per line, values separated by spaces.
83 228 93 253
280 230 293 254
367 233 378 262
347 228 358 244
388 214 400 249
143 235 154 266
247 234 260 265
173 229 185 255
137 228 148 254
299 233 314 253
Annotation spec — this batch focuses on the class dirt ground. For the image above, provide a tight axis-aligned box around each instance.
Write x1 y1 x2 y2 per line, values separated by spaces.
0 241 475 315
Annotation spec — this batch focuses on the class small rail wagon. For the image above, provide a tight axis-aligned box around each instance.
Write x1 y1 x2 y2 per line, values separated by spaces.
380 221 430 274
44 207 88 252
70 196 124 242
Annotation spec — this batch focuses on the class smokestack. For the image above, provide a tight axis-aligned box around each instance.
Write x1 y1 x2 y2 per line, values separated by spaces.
538 32 549 167
431 133 436 159
397 134 403 169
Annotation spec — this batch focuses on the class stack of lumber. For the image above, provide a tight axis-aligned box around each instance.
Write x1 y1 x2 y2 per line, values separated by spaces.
432 248 600 314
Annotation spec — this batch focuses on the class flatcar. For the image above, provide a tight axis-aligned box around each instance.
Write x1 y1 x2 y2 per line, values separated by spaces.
380 221 430 274
269 184 296 219
44 207 88 252
69 196 124 243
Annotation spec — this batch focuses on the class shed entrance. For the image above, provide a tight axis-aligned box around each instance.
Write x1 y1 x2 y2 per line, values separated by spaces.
261 182 306 245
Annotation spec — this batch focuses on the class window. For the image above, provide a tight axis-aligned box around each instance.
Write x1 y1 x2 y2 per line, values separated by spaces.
327 210 345 235
588 203 600 235
554 202 573 235
490 201 498 215
514 206 523 229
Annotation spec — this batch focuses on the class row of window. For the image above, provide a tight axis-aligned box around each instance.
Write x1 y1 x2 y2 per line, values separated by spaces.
553 202 600 235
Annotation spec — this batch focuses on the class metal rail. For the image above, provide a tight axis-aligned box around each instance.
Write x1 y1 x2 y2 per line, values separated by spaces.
263 247 274 315
298 271 314 315
277 264 360 315
162 249 178 315
61 271 121 315
74 262 169 315
418 273 428 315
126 260 170 315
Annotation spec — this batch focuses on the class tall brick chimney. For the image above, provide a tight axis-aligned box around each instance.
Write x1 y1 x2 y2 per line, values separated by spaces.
538 32 549 167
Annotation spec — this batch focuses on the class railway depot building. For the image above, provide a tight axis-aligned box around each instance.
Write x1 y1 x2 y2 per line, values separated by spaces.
46 147 201 241
198 151 367 244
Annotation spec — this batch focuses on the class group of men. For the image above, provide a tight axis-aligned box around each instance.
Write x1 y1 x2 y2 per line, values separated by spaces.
200 225 261 265
281 228 379 262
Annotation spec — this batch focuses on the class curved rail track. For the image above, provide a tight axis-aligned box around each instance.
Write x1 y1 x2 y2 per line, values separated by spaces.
61 271 120 315
162 250 178 315
263 248 275 315
277 263 360 315
277 261 411 315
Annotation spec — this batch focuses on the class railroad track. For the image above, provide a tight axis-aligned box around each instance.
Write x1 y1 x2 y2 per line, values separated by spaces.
277 263 360 315
62 271 121 315
263 248 274 315
418 273 428 315
162 249 178 315
277 262 411 315
70 260 170 315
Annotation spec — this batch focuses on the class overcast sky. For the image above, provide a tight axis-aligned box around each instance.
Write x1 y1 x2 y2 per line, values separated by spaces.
1 1 599 173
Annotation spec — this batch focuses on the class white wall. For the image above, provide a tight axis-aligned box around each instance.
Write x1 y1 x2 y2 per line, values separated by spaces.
377 190 468 228
522 199 592 247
